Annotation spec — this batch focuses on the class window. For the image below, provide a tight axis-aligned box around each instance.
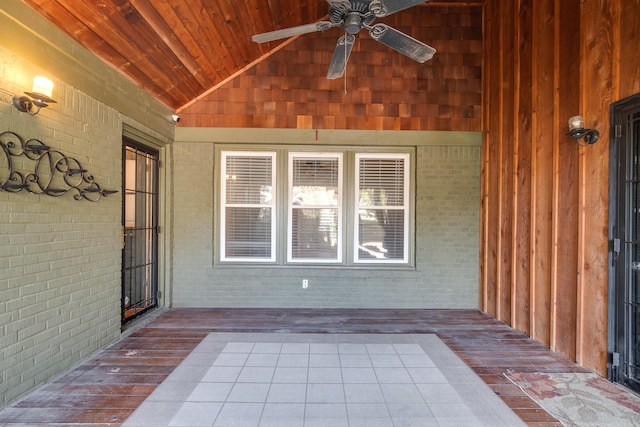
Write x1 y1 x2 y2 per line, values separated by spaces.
355 153 409 264
220 152 275 262
288 153 343 263
219 148 412 266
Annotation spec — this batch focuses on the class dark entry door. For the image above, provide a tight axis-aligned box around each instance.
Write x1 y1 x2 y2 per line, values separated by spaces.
122 140 159 323
610 93 640 393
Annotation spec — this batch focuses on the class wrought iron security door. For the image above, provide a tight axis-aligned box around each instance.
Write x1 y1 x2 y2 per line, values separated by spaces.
610 93 640 393
122 141 159 323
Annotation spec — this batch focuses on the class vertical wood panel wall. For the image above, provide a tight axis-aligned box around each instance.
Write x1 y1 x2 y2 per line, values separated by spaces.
481 0 639 375
178 7 482 131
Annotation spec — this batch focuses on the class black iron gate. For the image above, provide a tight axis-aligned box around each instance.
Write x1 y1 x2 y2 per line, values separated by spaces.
610 93 640 393
122 140 159 323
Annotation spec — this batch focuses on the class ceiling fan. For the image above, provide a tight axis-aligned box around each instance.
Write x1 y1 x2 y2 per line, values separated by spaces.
252 0 436 79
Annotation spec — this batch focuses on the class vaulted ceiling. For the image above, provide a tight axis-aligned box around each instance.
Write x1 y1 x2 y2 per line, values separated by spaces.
20 0 483 111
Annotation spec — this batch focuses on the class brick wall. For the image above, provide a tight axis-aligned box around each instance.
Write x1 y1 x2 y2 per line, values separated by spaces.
170 132 480 309
0 46 160 406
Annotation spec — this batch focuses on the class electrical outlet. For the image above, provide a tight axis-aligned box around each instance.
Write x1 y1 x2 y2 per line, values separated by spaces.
302 279 309 289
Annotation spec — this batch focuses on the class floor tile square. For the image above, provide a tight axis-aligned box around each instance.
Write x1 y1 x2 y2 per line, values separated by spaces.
339 343 367 354
214 402 263 427
252 343 282 353
187 382 233 402
339 354 372 368
374 367 413 383
380 383 425 404
370 354 403 368
168 402 223 427
202 366 242 382
308 367 342 383
266 383 306 403
309 354 340 367
277 354 309 367
387 403 439 427
281 343 309 353
307 383 345 403
272 367 308 383
236 366 275 382
346 403 393 427
245 353 279 366
227 382 270 402
305 403 349 427
342 367 378 383
344 383 385 403
310 343 339 354
259 403 305 427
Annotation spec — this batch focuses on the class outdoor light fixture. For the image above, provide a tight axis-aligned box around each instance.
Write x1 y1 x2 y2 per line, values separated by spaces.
12 76 57 115
566 115 599 145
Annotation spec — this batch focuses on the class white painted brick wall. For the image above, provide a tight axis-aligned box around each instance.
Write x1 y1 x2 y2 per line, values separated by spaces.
170 141 481 309
0 47 123 406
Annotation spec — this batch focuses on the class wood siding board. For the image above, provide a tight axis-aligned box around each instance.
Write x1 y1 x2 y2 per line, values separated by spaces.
530 0 555 348
577 0 614 373
513 0 533 337
482 0 502 316
551 0 580 361
618 0 640 99
499 0 515 324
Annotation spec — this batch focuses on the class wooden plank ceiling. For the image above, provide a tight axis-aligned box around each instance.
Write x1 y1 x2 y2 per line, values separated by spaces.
20 0 482 111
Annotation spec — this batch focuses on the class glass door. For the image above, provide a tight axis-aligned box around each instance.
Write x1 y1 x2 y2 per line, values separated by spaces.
122 140 159 323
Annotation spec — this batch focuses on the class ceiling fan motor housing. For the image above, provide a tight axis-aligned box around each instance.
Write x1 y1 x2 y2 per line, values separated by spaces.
330 0 376 34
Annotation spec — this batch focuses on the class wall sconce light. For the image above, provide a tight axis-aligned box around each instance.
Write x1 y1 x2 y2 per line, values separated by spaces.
566 115 599 145
12 76 57 115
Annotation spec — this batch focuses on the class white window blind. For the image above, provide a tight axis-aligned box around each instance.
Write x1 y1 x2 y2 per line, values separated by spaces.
288 153 342 262
355 153 409 263
220 152 275 262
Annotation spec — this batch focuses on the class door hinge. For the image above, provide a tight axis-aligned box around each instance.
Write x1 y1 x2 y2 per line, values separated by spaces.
156 225 161 234
157 160 162 168
613 238 621 254
612 352 620 367
615 124 622 139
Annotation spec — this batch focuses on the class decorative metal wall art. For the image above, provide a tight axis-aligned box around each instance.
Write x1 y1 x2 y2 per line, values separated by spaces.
0 131 118 202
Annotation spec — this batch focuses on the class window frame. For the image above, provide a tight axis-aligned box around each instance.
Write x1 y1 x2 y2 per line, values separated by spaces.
353 152 411 264
216 146 414 267
219 150 277 263
287 152 344 264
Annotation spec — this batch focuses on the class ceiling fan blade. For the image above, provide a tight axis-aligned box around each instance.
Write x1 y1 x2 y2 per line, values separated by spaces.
369 24 436 63
252 21 334 43
369 0 429 17
327 34 356 79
